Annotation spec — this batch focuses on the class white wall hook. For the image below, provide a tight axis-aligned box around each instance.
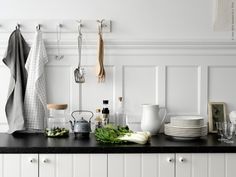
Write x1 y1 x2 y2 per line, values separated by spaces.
36 24 41 30
16 23 20 30
55 23 64 60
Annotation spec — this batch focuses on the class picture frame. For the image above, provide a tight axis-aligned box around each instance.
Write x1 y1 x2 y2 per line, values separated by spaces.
208 102 227 133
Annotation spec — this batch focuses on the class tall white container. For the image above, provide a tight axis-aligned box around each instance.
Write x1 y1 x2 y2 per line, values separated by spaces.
141 104 167 135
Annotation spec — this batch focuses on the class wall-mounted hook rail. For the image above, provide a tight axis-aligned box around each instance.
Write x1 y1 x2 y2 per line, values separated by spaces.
0 20 111 33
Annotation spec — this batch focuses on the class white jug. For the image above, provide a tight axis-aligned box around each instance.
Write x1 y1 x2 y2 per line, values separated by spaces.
141 104 167 135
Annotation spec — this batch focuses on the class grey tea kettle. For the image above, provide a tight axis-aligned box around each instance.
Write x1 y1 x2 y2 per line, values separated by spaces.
70 110 94 138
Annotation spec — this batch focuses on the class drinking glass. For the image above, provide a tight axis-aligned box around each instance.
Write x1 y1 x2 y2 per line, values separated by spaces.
216 122 225 142
222 122 235 144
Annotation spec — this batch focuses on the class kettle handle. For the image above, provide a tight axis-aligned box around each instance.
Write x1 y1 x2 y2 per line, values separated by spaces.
71 110 94 122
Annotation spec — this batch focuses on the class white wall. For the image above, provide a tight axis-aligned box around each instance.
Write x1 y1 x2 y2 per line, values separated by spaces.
0 0 231 39
0 0 235 132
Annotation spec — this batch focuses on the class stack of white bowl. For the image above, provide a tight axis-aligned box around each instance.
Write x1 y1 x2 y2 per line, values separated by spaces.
164 116 207 139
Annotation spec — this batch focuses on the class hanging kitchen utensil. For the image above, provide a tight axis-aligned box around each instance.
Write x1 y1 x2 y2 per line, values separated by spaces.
55 24 64 60
96 20 105 83
74 20 85 83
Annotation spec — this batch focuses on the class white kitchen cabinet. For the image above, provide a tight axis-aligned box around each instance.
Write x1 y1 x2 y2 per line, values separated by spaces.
0 154 38 177
176 153 236 177
109 153 236 177
1 153 236 177
108 154 175 177
39 154 107 177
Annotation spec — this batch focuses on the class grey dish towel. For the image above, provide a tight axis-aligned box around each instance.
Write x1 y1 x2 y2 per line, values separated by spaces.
2 29 30 134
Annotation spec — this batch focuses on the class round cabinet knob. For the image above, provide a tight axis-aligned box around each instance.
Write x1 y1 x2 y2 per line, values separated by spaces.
167 158 174 163
43 159 49 163
179 157 185 163
29 158 36 163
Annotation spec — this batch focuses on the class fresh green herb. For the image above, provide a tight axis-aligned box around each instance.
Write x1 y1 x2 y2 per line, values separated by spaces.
45 127 69 137
95 124 132 144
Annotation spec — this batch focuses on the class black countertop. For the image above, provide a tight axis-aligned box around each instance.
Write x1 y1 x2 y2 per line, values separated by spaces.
0 133 236 153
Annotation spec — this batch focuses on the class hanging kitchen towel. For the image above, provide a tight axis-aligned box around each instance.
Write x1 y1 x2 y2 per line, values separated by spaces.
2 29 30 134
24 29 48 130
214 0 236 31
96 30 105 82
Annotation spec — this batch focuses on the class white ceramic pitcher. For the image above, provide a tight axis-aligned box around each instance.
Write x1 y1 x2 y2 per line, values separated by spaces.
141 104 167 135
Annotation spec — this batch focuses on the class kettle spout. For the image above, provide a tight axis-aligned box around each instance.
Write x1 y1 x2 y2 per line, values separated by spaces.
69 120 74 132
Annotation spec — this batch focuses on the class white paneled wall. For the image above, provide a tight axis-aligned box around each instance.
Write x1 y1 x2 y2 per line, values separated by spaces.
124 66 157 115
209 66 236 112
166 66 199 115
1 41 236 131
82 66 114 113
0 0 236 131
0 66 9 129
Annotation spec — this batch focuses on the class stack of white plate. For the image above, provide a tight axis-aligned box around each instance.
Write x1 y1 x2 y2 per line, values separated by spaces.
164 116 207 140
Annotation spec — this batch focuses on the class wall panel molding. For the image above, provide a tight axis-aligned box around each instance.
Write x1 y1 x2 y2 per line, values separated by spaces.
208 66 236 112
1 39 236 56
166 66 200 116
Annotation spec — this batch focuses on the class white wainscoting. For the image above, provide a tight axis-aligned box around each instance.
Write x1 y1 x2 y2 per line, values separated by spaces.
166 66 199 115
208 66 236 112
0 39 236 132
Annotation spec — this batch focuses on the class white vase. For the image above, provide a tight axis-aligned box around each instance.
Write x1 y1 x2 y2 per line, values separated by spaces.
141 104 167 135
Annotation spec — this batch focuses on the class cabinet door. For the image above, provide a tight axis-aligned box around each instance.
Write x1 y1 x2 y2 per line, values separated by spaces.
176 153 236 177
176 153 208 177
108 153 175 177
39 154 107 177
225 153 236 177
39 154 73 177
208 153 236 177
0 154 38 177
208 153 225 177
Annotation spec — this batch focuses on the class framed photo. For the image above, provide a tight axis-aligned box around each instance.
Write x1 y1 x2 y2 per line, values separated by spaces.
208 102 227 133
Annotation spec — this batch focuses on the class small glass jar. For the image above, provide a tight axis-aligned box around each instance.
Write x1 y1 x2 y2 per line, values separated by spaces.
95 109 103 129
47 104 68 129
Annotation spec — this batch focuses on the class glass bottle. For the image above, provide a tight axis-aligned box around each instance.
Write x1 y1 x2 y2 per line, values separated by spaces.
115 97 126 126
102 100 110 125
95 109 103 129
